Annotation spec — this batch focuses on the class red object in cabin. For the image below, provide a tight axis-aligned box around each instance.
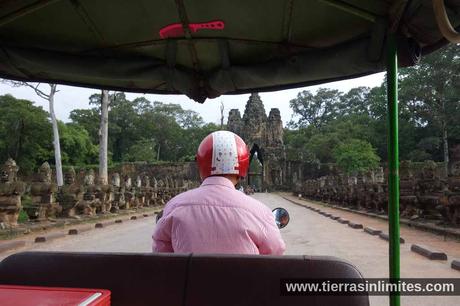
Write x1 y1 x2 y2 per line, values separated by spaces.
0 285 111 306
159 20 225 38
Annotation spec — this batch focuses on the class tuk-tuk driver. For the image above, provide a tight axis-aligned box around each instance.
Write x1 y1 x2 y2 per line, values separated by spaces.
152 131 285 255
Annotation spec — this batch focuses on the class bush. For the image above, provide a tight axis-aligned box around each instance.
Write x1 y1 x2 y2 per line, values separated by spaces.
333 139 380 174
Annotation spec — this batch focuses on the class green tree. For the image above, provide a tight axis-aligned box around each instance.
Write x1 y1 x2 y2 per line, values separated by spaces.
333 139 380 174
126 139 157 162
337 86 371 116
289 88 341 128
59 122 98 166
283 127 317 162
69 108 100 143
399 43 460 171
69 93 210 163
0 94 53 173
152 102 204 128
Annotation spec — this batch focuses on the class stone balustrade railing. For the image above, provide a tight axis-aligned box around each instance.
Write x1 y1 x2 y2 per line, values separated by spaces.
0 159 199 228
293 160 460 226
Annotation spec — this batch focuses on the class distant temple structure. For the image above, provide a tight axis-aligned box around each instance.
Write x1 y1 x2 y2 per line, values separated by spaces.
227 93 285 189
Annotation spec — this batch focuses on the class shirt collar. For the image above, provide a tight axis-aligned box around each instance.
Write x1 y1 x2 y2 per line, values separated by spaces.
201 176 236 189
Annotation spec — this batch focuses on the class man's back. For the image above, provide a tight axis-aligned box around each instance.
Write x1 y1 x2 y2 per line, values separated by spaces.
152 176 285 254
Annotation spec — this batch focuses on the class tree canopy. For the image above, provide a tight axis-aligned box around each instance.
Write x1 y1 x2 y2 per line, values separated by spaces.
0 94 53 172
70 93 219 164
285 43 460 174
0 92 218 173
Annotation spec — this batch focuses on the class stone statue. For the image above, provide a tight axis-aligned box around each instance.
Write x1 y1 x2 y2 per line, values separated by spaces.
134 175 144 208
374 167 385 184
346 175 358 208
95 176 113 214
78 169 101 215
164 177 174 202
156 178 167 206
439 144 460 225
361 171 376 211
123 175 135 209
399 161 418 217
28 162 60 220
142 175 153 206
416 160 446 219
151 177 161 206
110 173 125 212
57 167 82 217
337 175 348 206
355 173 368 210
0 159 25 227
371 167 387 213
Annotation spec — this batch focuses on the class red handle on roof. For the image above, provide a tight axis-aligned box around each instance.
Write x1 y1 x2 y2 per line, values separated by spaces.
159 20 225 38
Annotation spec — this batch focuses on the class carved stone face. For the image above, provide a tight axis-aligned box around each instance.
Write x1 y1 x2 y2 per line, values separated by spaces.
400 160 413 179
124 176 132 188
228 109 242 123
111 173 120 187
348 176 357 186
96 176 106 185
38 162 52 183
268 108 281 121
364 171 374 184
319 177 326 188
450 161 460 177
450 144 460 161
0 158 18 183
374 167 384 183
84 169 95 185
143 176 150 187
422 161 437 179
64 167 76 185
165 178 170 188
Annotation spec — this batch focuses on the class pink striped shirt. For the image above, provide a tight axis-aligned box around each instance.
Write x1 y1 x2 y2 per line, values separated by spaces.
152 176 285 255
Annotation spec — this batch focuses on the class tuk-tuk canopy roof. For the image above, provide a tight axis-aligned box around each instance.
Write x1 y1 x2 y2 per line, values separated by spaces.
0 0 459 102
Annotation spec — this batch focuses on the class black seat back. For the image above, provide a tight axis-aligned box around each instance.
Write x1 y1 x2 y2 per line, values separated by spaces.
0 252 369 306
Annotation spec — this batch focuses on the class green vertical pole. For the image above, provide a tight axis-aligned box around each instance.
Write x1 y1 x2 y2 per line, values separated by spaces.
386 34 400 306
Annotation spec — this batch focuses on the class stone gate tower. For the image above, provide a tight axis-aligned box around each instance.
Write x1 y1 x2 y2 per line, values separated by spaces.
227 93 285 189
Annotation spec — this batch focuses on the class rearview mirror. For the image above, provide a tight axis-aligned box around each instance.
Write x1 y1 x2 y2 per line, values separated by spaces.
272 207 290 229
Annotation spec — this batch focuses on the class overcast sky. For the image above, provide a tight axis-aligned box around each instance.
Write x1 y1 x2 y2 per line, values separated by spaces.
0 72 385 126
